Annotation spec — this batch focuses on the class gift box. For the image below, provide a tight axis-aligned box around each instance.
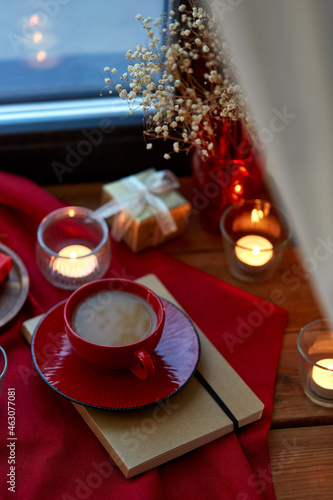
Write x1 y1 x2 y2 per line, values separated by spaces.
100 169 191 252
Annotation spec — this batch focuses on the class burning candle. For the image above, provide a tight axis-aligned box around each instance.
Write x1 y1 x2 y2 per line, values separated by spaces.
53 245 98 278
235 235 273 267
311 359 333 397
221 200 291 282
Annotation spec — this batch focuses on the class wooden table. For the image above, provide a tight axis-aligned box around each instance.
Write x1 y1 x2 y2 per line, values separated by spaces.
46 177 333 500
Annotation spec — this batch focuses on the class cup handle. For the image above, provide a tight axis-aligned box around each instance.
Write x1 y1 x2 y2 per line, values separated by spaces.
130 350 155 380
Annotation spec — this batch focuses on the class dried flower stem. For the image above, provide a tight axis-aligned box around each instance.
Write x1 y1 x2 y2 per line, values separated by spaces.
103 1 256 160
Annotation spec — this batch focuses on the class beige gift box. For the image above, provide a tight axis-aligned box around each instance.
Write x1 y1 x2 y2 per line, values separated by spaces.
100 169 191 252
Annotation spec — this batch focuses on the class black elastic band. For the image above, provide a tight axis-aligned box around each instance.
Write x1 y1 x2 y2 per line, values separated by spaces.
195 370 239 431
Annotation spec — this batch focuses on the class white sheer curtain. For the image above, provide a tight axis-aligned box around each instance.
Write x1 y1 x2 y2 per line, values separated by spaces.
210 0 333 322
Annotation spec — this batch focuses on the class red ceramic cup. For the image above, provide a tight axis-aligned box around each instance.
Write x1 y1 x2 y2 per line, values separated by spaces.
64 279 165 380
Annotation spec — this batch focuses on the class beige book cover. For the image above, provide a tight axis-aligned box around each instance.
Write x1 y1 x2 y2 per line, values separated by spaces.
22 274 264 478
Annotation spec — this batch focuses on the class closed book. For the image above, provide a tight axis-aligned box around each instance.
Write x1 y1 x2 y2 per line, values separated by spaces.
22 274 264 478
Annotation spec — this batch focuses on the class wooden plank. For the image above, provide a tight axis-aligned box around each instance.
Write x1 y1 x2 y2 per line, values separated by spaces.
268 426 333 499
45 181 104 210
173 247 323 332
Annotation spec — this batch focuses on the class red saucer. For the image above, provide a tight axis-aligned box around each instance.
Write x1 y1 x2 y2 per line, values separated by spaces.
31 298 200 410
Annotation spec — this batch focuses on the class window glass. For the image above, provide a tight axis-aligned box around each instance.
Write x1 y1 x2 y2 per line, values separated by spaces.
0 0 166 104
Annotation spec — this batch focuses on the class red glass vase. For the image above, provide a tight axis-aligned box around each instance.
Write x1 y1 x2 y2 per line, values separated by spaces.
191 120 265 231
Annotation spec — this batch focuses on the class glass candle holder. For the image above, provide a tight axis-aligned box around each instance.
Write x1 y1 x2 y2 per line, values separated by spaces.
36 206 111 290
220 199 292 282
0 346 8 398
297 319 333 407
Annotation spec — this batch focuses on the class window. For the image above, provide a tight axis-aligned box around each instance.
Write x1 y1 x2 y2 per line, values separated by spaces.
0 1 190 184
0 0 167 131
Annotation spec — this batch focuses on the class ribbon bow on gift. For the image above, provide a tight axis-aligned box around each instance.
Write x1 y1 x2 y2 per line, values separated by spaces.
95 170 180 242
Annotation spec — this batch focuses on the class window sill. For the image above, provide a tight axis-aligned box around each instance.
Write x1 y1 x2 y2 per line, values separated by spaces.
0 97 191 185
0 97 142 135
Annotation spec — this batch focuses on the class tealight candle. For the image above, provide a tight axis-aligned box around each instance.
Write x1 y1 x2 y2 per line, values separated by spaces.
311 358 333 399
298 319 333 407
36 206 111 289
221 200 291 282
235 235 273 267
53 245 98 278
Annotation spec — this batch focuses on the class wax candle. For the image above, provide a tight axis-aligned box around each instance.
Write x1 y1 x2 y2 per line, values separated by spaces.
312 358 333 391
53 245 97 278
235 235 273 267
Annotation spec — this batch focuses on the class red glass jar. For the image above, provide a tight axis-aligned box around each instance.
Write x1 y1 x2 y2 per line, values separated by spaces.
191 120 265 231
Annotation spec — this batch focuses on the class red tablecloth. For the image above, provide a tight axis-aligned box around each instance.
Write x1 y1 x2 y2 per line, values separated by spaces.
0 172 288 500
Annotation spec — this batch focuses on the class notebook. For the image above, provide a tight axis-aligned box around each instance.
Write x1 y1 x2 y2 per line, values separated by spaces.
22 274 264 478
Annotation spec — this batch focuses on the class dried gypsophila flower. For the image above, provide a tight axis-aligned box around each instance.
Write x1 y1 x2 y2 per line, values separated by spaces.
102 1 255 160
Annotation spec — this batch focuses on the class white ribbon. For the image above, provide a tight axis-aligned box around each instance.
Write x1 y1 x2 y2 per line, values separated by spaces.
95 170 180 241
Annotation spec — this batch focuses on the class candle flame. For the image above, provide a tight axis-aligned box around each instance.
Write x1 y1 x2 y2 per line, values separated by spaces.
54 245 97 278
30 14 39 26
68 209 75 217
33 32 43 44
251 208 264 223
36 50 46 62
252 246 261 256
329 364 333 371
